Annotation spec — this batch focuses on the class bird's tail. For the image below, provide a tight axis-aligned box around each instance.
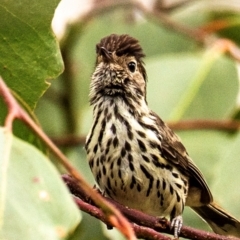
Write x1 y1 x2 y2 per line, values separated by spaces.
192 202 240 238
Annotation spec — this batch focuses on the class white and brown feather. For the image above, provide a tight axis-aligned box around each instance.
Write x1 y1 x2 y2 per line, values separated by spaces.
86 34 211 223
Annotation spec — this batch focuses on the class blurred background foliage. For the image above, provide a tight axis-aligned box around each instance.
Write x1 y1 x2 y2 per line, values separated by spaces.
2 0 240 239
38 0 240 239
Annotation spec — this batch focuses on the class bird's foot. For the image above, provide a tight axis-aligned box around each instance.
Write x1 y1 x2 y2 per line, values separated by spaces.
93 184 103 194
170 215 183 239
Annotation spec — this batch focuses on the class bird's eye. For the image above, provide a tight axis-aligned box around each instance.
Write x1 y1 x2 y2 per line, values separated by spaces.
127 61 136 73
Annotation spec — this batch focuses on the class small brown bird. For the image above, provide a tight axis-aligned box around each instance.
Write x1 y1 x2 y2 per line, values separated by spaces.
85 34 240 238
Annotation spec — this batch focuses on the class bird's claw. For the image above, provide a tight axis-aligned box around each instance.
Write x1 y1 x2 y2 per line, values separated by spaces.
170 215 183 239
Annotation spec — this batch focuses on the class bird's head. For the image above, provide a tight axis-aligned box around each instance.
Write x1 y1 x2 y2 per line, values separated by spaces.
90 34 147 106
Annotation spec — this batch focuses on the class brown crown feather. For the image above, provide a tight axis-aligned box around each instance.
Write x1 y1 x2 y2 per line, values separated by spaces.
96 34 147 81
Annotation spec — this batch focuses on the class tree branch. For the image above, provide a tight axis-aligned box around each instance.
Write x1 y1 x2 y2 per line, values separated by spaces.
60 0 206 48
168 119 240 131
73 196 171 240
63 174 240 240
51 119 240 147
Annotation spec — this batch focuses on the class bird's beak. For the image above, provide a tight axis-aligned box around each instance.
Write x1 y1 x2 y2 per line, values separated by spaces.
100 47 112 62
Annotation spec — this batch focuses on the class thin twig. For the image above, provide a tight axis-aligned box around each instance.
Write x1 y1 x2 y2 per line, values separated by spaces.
0 77 136 240
52 134 86 146
133 0 206 43
168 119 240 131
60 0 206 49
154 0 195 12
51 119 240 147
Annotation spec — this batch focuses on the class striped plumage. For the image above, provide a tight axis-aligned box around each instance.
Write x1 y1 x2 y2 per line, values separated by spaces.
85 34 240 238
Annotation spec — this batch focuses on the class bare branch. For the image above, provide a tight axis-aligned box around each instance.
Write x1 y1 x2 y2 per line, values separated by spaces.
51 119 240 147
73 196 171 240
168 119 240 131
63 174 240 240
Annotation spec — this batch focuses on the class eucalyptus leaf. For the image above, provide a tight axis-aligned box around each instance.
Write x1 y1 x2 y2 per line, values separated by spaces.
0 0 63 147
211 131 240 218
0 0 63 110
146 53 238 121
0 127 81 240
177 130 239 231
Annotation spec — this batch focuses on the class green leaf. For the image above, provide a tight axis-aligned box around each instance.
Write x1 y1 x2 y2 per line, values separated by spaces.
178 130 230 186
68 213 109 240
0 127 81 240
211 131 240 217
146 52 238 120
178 130 237 231
0 0 63 110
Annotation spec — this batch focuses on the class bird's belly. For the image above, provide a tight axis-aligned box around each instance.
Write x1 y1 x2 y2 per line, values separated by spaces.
91 148 187 218
108 169 181 217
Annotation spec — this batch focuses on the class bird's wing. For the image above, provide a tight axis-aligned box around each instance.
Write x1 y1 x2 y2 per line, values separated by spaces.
152 112 213 204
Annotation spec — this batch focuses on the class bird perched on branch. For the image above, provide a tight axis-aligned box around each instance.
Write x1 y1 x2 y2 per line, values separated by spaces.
85 34 240 238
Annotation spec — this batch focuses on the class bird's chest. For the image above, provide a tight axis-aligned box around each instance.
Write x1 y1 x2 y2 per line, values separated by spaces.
85 104 187 217
86 106 143 187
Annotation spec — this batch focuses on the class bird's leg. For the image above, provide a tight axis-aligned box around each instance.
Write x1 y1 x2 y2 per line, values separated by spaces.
170 215 183 239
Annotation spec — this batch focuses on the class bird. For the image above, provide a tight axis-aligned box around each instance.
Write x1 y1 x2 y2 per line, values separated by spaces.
85 33 240 238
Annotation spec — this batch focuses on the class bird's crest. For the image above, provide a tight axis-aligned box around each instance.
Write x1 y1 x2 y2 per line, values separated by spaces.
96 34 146 80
